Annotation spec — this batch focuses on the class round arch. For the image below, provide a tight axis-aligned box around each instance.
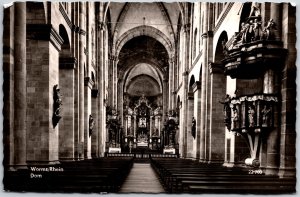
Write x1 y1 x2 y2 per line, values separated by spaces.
125 74 162 96
214 31 228 63
121 61 164 93
189 75 195 93
115 25 173 58
59 24 71 57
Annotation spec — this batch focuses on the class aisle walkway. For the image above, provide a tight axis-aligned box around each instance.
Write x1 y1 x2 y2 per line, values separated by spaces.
119 163 165 193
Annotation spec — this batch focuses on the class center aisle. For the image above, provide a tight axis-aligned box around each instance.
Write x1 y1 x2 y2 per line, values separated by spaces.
119 163 165 193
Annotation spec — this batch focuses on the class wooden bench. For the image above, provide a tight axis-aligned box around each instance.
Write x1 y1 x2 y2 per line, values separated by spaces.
150 157 296 194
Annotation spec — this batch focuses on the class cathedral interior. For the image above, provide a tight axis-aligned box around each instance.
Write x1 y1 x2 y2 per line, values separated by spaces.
2 1 297 194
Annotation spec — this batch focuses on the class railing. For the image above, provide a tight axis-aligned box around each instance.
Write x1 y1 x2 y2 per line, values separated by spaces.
106 153 179 158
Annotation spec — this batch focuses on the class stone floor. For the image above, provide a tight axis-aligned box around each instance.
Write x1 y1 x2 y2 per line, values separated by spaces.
119 163 165 193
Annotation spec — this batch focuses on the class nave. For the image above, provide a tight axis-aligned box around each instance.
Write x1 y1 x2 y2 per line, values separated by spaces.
3 2 296 194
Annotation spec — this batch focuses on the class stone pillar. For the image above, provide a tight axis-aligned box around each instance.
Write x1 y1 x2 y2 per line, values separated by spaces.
192 81 201 159
84 77 93 159
97 20 105 156
59 57 77 161
3 5 15 169
133 115 137 139
158 116 161 137
26 24 63 165
78 2 86 160
270 3 282 41
124 115 128 136
181 21 191 158
263 3 282 174
168 57 174 110
113 57 119 107
150 116 153 137
91 89 99 158
14 2 26 168
278 3 296 178
200 2 208 162
73 2 80 160
163 79 168 121
118 79 124 125
208 63 226 163
186 93 194 158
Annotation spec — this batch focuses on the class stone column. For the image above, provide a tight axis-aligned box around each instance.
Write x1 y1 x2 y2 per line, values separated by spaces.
73 2 80 160
279 3 296 178
186 93 194 158
150 116 152 138
264 2 281 175
3 5 15 169
111 55 118 107
14 2 26 168
91 89 99 158
168 57 174 110
163 79 168 121
124 115 127 136
59 57 77 161
208 63 226 163
182 21 191 158
133 115 137 139
97 20 105 156
118 79 124 125
192 81 201 159
270 3 281 41
84 77 93 159
158 116 161 137
26 24 63 165
200 2 208 162
78 2 86 160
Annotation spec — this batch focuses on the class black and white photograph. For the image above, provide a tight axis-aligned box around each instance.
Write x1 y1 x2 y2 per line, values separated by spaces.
1 1 298 195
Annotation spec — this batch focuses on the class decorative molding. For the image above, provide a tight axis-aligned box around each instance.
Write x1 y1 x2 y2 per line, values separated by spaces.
192 81 201 92
191 50 202 71
213 2 234 34
84 77 94 89
174 82 183 94
59 3 73 29
59 3 86 36
72 24 86 35
27 24 64 51
59 57 77 69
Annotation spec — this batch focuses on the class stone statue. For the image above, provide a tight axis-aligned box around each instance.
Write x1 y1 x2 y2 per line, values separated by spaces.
252 18 262 41
249 2 261 18
261 19 276 40
89 114 94 136
220 94 231 129
248 105 256 127
231 107 239 130
222 40 228 57
191 117 196 139
52 84 62 128
261 105 271 127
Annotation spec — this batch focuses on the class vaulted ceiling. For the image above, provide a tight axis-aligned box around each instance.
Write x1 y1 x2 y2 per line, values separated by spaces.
106 2 182 97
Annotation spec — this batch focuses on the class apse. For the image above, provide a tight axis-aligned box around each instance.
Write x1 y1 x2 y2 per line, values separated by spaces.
126 74 161 96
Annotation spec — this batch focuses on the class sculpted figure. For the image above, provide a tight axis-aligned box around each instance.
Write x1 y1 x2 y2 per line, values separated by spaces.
231 107 239 130
248 105 256 128
191 117 196 139
261 105 271 127
89 115 95 136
